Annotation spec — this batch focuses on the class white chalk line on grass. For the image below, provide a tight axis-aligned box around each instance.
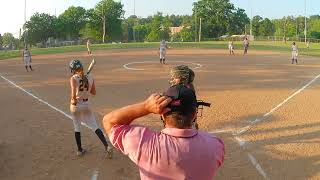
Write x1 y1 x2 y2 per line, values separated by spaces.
0 74 98 179
123 61 203 71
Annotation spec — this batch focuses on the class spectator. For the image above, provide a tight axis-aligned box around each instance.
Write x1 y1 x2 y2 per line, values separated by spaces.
102 85 225 180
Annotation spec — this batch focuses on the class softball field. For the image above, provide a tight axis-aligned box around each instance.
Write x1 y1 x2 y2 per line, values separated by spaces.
0 48 319 180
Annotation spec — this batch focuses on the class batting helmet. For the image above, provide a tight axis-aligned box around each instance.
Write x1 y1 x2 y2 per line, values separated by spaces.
69 59 83 74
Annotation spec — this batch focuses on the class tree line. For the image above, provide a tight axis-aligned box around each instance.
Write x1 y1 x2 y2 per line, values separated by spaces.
1 0 320 49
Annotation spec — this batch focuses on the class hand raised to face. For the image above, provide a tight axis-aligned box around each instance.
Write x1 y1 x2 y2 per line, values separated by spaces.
144 94 172 115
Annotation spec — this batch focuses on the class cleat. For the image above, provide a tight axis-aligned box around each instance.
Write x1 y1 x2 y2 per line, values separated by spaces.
106 146 113 159
77 149 86 156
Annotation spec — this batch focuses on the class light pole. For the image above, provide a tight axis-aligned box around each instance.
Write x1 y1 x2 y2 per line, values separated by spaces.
250 7 253 38
133 0 136 42
199 18 202 42
304 0 307 44
24 0 27 47
194 7 198 42
249 0 252 38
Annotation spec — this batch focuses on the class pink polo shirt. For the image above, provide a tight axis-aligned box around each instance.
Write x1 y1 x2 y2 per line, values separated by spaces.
110 125 225 180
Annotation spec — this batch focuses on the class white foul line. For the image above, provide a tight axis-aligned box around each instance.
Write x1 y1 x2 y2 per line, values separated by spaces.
123 61 203 71
247 153 270 180
209 72 320 180
0 74 98 179
0 74 91 128
236 72 320 136
234 136 246 147
91 169 99 180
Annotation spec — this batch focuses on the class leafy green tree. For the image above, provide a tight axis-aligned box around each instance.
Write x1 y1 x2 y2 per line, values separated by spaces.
168 15 184 27
259 18 275 36
180 27 195 42
121 21 130 42
308 15 320 39
138 16 153 25
228 8 250 35
146 13 171 41
272 19 283 37
181 15 193 26
0 34 3 49
134 24 151 42
251 15 263 36
2 33 15 48
193 0 235 38
80 8 101 40
24 13 57 45
80 22 101 41
284 16 296 37
126 15 138 41
94 0 124 42
58 6 87 39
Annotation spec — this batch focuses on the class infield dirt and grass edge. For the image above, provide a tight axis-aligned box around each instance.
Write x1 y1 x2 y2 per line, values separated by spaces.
1 41 319 60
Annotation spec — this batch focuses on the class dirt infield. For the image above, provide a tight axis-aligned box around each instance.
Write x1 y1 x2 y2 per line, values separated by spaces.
0 48 319 180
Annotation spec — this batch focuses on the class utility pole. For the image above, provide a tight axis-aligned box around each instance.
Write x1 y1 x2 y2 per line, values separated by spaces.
133 0 136 42
304 0 307 44
134 0 136 16
250 6 252 38
102 4 106 43
24 0 27 47
198 18 202 42
194 8 197 42
284 17 287 44
296 17 298 39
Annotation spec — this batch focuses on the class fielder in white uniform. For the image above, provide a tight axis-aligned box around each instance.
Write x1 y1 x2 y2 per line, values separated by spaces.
86 39 92 55
159 40 168 64
22 47 33 72
228 41 235 55
69 59 112 157
243 38 249 55
291 42 299 64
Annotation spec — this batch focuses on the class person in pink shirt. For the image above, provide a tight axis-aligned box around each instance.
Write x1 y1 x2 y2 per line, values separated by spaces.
102 85 225 180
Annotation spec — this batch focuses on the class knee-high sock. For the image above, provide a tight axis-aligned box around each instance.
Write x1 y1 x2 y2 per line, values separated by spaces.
75 132 82 151
95 129 109 149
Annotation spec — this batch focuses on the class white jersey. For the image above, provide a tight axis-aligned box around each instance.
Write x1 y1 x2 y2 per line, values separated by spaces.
243 39 249 46
228 42 233 49
87 41 91 49
23 50 31 66
72 74 94 104
160 41 167 51
292 45 298 51
23 50 31 57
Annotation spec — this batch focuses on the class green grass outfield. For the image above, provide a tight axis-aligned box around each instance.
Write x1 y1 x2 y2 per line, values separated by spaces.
1 41 319 60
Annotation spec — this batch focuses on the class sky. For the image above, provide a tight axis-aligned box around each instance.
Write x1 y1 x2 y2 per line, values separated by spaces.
0 0 319 37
